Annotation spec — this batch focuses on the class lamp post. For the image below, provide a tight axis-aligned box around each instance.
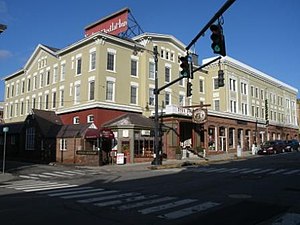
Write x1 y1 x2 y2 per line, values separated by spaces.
152 46 161 165
2 126 9 174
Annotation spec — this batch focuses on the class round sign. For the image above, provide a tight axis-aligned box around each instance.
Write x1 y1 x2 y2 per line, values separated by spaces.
193 108 207 124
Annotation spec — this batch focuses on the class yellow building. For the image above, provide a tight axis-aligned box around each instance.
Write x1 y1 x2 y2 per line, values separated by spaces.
3 31 299 161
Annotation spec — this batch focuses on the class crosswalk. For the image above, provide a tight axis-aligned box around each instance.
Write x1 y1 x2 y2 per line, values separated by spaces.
18 169 98 180
187 166 300 176
0 179 221 220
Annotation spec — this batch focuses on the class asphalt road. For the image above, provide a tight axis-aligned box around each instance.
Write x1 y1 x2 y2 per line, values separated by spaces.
1 152 300 225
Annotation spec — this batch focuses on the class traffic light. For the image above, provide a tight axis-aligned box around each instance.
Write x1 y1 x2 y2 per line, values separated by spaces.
187 82 192 97
210 24 226 56
179 56 190 78
218 70 225 87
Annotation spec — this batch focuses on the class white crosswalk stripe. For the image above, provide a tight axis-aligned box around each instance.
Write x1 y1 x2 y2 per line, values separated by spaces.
1 180 78 192
189 167 300 176
18 169 93 180
0 180 222 220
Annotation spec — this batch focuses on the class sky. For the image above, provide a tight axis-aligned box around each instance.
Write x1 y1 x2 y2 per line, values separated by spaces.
0 0 300 101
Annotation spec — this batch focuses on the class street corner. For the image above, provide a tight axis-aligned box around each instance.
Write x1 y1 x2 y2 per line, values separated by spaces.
0 173 15 183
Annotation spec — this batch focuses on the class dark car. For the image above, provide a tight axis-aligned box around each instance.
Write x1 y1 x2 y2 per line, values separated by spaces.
258 140 286 155
285 139 300 152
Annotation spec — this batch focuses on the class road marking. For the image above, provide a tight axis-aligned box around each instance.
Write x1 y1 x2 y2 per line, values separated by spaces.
282 169 300 175
62 190 119 199
158 201 221 219
52 171 77 176
19 175 39 179
118 196 177 210
24 184 78 192
104 195 159 207
240 168 261 174
229 168 250 173
48 188 105 197
204 168 230 173
42 172 67 177
269 169 288 175
39 186 93 194
64 170 86 175
253 168 274 174
138 199 198 214
78 192 139 203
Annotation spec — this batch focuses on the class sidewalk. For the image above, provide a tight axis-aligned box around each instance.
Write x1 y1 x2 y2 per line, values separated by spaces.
78 151 257 172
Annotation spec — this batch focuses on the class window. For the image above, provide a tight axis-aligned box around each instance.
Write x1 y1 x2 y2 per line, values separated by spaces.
20 101 24 115
53 67 58 83
149 62 155 79
16 82 19 96
74 84 80 104
59 89 64 107
149 88 155 106
45 94 49 109
52 92 56 108
32 97 36 109
60 139 67 151
76 58 82 75
255 87 259 98
90 51 96 71
214 78 219 90
199 80 204 93
37 95 41 109
6 86 9 98
25 127 35 150
73 116 80 124
21 80 25 94
130 85 138 104
261 90 264 100
230 100 237 113
27 78 31 92
87 115 94 123
131 59 137 76
106 80 114 101
165 66 171 82
89 80 95 101
33 76 37 90
165 91 170 105
11 84 14 97
107 52 115 71
179 94 184 106
229 78 236 91
241 103 248 115
46 71 50 85
60 64 66 81
39 73 43 88
160 48 165 58
214 99 220 111
241 82 247 95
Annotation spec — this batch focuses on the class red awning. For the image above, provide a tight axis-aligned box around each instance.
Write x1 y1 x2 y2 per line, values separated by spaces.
85 129 100 139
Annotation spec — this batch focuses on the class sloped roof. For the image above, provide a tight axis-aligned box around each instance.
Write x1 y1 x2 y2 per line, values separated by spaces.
29 109 63 138
103 113 154 129
57 123 92 138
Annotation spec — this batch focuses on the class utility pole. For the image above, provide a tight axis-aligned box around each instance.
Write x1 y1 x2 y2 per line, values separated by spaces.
153 46 161 165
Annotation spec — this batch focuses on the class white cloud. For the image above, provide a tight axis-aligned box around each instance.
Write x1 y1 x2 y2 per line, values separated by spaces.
0 50 12 59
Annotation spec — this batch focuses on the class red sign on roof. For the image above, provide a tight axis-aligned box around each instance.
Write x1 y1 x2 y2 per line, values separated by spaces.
85 8 129 37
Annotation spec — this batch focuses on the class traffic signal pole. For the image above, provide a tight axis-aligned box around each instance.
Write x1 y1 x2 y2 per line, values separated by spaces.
185 0 236 51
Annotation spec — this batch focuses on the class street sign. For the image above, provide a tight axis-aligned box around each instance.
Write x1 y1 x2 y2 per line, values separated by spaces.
3 127 9 132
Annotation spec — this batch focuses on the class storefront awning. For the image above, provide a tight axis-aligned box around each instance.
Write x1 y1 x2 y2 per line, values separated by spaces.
85 129 100 139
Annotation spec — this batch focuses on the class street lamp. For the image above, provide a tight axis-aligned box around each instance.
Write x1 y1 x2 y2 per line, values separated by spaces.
2 126 9 174
133 45 161 165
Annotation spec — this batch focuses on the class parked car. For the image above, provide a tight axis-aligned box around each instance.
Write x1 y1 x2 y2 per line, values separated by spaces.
258 140 286 155
284 139 300 152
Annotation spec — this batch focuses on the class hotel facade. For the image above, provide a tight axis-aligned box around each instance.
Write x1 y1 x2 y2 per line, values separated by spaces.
3 30 299 162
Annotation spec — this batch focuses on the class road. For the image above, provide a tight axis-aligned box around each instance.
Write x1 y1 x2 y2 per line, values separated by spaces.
1 152 300 225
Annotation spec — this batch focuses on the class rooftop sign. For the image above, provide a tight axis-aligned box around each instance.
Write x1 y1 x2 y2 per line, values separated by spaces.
85 8 129 37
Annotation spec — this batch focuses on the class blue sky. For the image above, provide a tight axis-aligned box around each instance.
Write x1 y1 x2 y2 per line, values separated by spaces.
0 0 300 101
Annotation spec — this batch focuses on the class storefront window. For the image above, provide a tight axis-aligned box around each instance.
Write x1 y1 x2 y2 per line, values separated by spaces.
208 127 216 150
